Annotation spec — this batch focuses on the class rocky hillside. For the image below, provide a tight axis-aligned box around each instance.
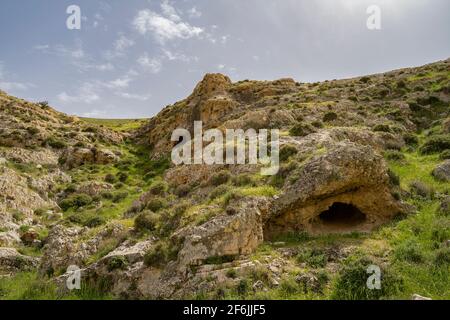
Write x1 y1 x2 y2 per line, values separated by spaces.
0 59 449 300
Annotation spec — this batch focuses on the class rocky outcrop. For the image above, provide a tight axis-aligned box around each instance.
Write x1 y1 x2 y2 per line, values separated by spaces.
174 197 270 267
265 142 407 237
0 247 39 272
432 160 450 182
60 147 119 169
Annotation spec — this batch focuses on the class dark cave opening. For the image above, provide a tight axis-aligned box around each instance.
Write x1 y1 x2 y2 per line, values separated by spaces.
317 202 367 229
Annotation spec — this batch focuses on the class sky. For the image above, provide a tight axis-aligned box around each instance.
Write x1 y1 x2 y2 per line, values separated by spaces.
0 0 449 118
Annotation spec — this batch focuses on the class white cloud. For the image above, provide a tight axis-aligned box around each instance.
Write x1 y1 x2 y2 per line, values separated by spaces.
137 53 162 73
0 62 34 92
0 81 32 91
161 0 181 22
82 109 108 118
58 83 100 104
188 7 202 19
133 9 203 43
114 34 135 51
217 64 225 70
115 92 151 101
105 76 132 89
162 49 197 62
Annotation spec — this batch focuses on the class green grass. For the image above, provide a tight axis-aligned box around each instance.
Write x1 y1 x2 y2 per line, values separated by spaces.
388 151 448 193
0 272 112 300
79 117 148 132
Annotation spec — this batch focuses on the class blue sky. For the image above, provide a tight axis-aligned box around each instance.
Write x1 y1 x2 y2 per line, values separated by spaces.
0 0 449 118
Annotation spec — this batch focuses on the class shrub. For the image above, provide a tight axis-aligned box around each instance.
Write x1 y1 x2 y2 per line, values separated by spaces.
46 137 66 149
331 256 403 300
373 124 391 133
296 248 327 268
134 210 159 232
434 247 450 266
107 256 128 272
59 194 93 211
359 76 370 84
112 191 128 203
209 171 231 186
231 174 255 187
403 133 418 146
409 180 434 199
323 112 338 122
117 172 128 183
149 181 168 195
279 145 298 162
384 150 405 161
236 279 249 296
100 191 114 200
104 174 117 184
226 268 237 279
394 240 425 263
144 242 169 267
289 123 315 137
419 135 450 154
439 150 450 160
83 215 105 228
146 197 167 212
174 184 190 197
26 127 39 135
209 185 230 200
311 120 323 128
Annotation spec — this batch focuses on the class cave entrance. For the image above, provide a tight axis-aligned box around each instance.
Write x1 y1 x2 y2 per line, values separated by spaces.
312 202 367 233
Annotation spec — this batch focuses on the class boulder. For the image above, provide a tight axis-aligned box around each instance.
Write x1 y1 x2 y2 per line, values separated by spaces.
0 247 39 272
432 160 450 182
61 147 119 169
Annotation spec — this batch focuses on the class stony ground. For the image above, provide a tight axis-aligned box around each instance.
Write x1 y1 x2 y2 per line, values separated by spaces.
0 59 449 300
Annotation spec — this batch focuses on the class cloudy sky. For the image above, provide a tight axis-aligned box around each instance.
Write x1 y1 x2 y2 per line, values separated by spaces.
0 0 449 118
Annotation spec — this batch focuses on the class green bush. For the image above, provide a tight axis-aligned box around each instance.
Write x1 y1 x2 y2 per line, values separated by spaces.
409 180 434 199
232 174 255 187
384 150 405 161
289 123 315 137
174 184 190 197
331 256 403 300
144 242 169 267
146 197 167 212
117 172 128 183
104 174 117 184
83 215 105 228
46 137 66 149
434 247 450 266
296 248 327 268
387 169 400 186
209 171 231 186
323 112 338 122
394 240 425 263
419 135 450 154
439 149 450 160
59 194 93 211
112 191 128 203
403 133 418 146
149 181 168 195
373 124 391 133
134 210 159 232
107 256 128 272
209 185 230 200
279 145 298 162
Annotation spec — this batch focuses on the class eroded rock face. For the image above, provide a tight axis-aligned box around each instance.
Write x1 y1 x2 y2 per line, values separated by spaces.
265 143 406 237
0 247 39 273
61 147 119 169
174 197 270 267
